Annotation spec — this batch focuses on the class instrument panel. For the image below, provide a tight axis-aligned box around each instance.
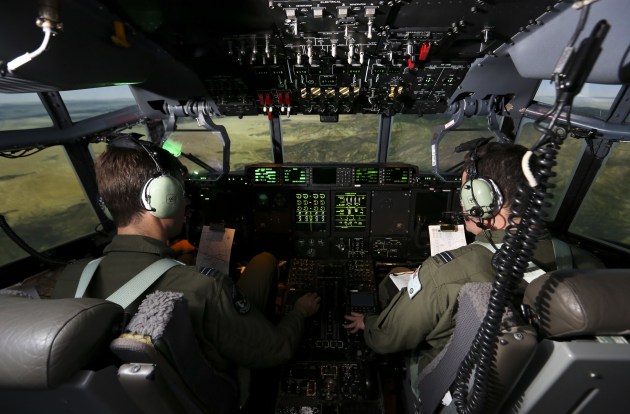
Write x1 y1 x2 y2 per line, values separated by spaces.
188 164 460 263
278 259 381 413
184 164 461 413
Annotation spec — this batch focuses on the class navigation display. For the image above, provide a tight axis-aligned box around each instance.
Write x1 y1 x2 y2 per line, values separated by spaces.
383 167 410 184
354 167 379 185
334 192 368 231
251 167 279 184
295 192 327 232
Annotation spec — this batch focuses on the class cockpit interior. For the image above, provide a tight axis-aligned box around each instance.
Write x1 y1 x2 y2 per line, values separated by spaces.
1 0 629 413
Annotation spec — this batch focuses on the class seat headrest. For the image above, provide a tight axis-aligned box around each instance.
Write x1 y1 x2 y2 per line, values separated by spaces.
0 295 123 389
523 269 630 339
114 290 239 413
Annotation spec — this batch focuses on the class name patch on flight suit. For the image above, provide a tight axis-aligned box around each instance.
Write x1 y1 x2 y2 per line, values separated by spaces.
407 265 422 299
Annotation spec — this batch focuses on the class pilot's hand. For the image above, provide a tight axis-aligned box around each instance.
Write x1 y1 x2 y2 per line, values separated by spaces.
344 312 365 334
293 292 321 317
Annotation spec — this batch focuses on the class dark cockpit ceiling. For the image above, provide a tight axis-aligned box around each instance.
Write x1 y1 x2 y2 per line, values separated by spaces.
100 0 557 76
0 1 559 104
2 0 629 118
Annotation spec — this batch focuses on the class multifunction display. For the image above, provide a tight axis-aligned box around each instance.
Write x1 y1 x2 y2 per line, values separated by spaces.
354 167 379 185
383 167 411 184
284 167 308 184
334 192 368 231
295 192 327 232
252 167 279 184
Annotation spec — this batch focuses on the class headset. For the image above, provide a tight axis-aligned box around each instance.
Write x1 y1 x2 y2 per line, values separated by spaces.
459 139 504 220
107 136 185 219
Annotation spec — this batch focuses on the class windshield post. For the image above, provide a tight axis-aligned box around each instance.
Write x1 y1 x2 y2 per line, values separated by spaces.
270 111 283 163
377 114 394 163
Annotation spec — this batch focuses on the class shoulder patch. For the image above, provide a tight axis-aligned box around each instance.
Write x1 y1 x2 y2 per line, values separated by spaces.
199 266 221 278
433 250 456 265
232 285 251 315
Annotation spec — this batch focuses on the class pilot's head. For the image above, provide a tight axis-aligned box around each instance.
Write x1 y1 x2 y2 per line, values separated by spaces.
95 136 188 237
460 141 532 234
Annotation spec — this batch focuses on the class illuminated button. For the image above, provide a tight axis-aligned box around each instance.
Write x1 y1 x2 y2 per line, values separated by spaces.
313 7 324 18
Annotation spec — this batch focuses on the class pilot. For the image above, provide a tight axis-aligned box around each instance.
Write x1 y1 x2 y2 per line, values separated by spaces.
53 135 321 406
344 141 548 403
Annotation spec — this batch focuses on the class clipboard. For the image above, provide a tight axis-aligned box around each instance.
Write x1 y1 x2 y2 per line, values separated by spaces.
428 224 467 256
195 225 235 275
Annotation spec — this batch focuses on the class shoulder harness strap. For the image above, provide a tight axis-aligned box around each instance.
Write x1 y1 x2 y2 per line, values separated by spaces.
552 238 574 271
75 257 183 309
75 257 105 299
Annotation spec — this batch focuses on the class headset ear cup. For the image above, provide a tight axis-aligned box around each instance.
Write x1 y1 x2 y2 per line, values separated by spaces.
141 175 184 219
460 177 503 219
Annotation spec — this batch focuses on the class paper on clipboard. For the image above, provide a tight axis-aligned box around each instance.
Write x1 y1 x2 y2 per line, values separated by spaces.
195 225 235 274
428 224 467 256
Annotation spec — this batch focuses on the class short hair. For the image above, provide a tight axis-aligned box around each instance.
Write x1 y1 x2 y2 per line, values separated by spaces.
462 142 531 211
95 140 187 227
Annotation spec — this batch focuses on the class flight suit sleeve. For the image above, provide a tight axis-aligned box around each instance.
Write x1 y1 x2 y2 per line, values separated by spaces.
203 275 306 369
363 260 442 354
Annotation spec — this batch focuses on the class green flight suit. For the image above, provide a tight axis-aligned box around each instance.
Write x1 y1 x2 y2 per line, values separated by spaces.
363 229 603 400
53 235 306 398
363 231 499 399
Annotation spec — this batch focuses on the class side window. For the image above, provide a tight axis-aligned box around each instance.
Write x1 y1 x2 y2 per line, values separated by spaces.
570 142 630 248
434 117 493 172
515 118 585 220
0 146 99 266
0 93 53 131
534 81 621 120
60 86 136 122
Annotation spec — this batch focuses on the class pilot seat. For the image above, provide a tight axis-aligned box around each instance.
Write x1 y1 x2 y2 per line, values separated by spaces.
0 289 239 414
409 268 630 414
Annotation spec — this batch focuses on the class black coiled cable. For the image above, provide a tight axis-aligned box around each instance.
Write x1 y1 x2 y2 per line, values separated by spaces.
0 214 67 266
451 135 561 414
450 4 608 411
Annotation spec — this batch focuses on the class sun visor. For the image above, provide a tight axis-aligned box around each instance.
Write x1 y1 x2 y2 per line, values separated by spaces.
506 0 630 84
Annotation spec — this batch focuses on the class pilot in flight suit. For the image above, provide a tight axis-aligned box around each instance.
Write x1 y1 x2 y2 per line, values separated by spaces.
344 141 561 401
53 136 321 405
53 235 310 404
53 237 305 376
363 230 499 398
